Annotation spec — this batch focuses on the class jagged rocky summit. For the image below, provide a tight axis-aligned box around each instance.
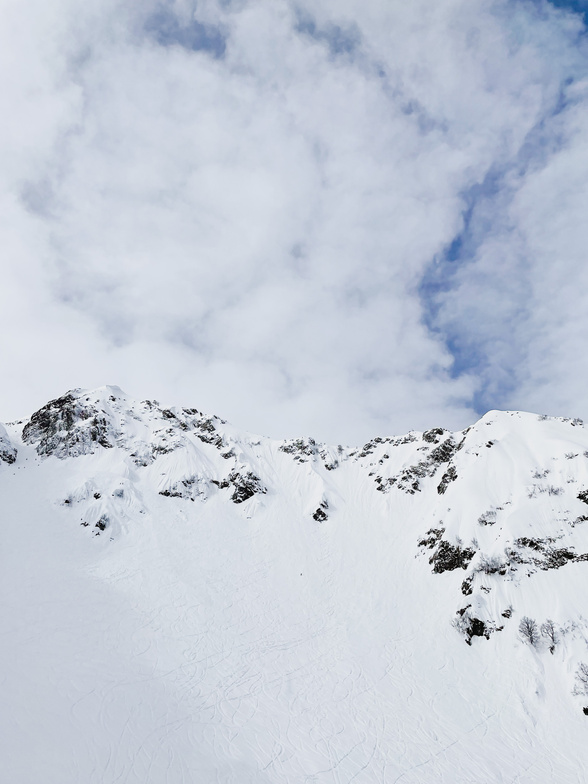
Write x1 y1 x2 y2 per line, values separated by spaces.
3 386 588 783
4 386 588 642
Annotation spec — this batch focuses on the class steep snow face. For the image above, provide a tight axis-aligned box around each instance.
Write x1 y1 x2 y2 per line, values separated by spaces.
2 388 588 783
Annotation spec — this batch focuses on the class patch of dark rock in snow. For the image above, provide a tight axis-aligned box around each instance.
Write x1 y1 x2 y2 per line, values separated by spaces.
461 576 474 595
478 510 497 526
376 437 463 495
437 465 457 494
191 417 224 448
571 515 588 527
454 607 504 645
160 476 208 501
226 471 266 504
422 427 445 444
0 423 17 464
504 538 584 571
429 437 460 464
418 528 476 573
429 540 476 574
279 437 319 461
577 489 588 505
94 515 109 532
418 527 445 549
312 499 329 522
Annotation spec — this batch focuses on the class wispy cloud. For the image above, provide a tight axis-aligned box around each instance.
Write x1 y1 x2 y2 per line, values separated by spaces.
1 0 588 441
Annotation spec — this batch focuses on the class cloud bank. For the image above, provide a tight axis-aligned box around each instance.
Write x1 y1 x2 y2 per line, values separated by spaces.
1 0 588 442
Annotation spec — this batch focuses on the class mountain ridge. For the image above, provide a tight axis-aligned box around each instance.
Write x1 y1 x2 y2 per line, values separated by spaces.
2 385 588 782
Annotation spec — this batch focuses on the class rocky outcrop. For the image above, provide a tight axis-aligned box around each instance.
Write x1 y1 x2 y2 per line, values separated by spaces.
22 392 114 458
0 423 16 464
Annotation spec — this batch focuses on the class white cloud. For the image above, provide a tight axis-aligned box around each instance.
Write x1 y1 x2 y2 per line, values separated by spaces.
1 0 587 441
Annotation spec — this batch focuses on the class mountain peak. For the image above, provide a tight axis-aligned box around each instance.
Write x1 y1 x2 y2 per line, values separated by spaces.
3 388 588 781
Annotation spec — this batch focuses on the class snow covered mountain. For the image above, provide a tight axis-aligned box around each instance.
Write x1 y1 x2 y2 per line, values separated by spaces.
2 385 588 783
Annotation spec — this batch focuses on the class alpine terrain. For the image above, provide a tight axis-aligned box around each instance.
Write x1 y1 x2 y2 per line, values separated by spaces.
2 385 588 783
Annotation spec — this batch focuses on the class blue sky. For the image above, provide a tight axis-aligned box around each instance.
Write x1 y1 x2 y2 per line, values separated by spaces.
144 6 227 56
549 0 588 21
1 0 588 442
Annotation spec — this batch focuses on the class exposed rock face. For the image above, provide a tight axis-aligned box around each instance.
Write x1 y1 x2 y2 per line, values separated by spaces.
227 471 266 504
22 392 114 458
0 423 16 464
437 465 458 494
429 540 476 574
312 499 329 522
373 434 462 495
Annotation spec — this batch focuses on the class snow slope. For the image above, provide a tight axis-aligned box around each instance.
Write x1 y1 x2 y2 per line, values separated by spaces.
1 386 588 783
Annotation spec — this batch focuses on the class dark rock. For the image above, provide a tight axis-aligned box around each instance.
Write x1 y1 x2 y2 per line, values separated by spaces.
478 511 497 526
516 537 546 551
312 499 329 522
455 608 491 644
358 441 376 458
374 476 395 492
430 438 458 464
210 478 231 489
572 515 588 526
0 423 17 464
195 432 225 448
228 471 266 504
465 617 488 644
578 490 588 505
461 576 473 595
437 466 457 494
422 428 445 444
279 438 318 458
478 555 505 574
418 527 445 549
507 537 580 572
429 540 475 573
394 460 430 493
543 548 576 569
22 392 114 458
0 444 17 464
159 489 184 498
